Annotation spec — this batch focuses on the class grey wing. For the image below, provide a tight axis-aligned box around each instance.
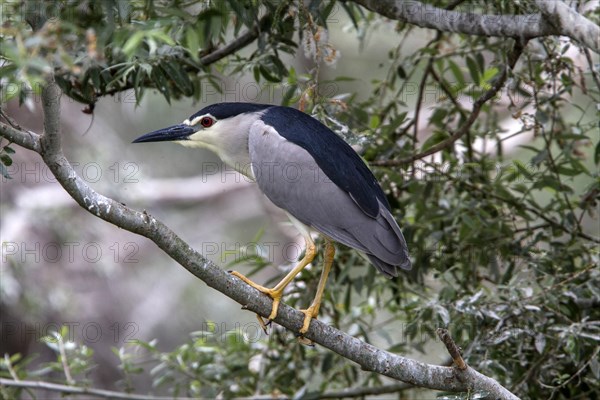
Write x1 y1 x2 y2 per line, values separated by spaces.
249 121 411 277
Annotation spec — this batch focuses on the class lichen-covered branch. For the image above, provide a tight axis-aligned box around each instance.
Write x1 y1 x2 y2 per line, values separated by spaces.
535 0 599 53
350 0 558 39
350 0 599 53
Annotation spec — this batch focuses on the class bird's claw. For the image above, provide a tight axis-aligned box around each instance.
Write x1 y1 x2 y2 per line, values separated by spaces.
256 314 269 335
230 270 283 333
296 335 315 346
299 306 318 335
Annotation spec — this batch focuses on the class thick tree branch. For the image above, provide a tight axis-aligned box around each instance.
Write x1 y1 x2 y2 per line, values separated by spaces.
535 0 600 53
350 0 560 41
0 81 520 399
350 0 599 53
0 119 41 152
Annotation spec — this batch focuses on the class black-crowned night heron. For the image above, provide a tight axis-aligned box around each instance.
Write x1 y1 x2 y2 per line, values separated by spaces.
133 102 411 334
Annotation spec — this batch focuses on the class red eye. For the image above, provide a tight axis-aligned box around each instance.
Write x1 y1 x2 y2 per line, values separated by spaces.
200 117 214 128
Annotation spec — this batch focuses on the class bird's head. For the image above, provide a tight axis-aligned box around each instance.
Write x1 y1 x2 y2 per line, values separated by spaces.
133 102 272 171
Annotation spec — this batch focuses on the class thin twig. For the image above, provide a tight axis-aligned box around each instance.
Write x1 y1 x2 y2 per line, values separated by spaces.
198 13 272 66
429 67 468 119
583 48 600 94
56 334 74 385
0 378 194 400
0 108 24 131
318 382 412 399
547 347 600 395
410 58 434 178
374 39 527 166
3 354 20 382
527 51 584 237
436 328 468 370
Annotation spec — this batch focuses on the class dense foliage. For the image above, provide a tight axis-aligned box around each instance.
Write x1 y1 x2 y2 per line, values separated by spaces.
1 1 598 399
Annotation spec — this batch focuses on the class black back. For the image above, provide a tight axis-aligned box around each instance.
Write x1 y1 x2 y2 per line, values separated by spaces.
261 106 390 218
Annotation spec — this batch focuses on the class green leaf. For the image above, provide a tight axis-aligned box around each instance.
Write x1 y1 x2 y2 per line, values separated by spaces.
268 55 287 78
447 59 465 88
134 66 146 103
253 66 260 83
421 131 450 152
466 56 480 85
148 30 175 47
385 112 407 135
151 67 171 103
122 31 146 57
87 66 102 89
556 166 582 176
369 115 380 129
533 176 572 192
281 84 297 106
568 158 590 175
259 65 280 83
531 149 549 165
161 61 192 96
513 160 535 181
185 28 201 61
0 163 11 179
0 153 13 166
321 0 337 26
481 66 499 89
557 133 591 140
429 108 448 126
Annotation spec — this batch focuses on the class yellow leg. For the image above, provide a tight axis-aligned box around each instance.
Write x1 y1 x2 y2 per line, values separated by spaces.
230 234 317 321
299 240 335 334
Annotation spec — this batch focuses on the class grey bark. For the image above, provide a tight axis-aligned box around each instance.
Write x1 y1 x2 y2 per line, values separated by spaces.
350 0 599 53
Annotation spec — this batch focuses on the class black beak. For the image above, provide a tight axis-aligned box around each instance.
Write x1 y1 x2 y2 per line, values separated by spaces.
132 124 196 143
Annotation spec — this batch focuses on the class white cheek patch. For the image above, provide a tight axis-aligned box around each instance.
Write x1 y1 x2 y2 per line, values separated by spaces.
176 131 208 148
176 140 199 148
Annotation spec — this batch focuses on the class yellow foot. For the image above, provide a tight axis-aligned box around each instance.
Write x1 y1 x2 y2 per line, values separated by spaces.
299 306 319 335
230 271 283 321
296 335 314 346
255 314 269 335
